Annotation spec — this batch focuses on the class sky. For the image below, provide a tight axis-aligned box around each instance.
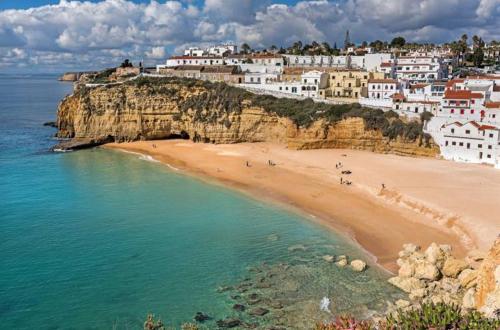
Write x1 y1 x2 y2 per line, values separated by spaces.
0 0 498 73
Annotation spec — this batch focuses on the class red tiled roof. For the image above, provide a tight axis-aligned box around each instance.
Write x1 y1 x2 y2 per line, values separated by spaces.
443 90 483 100
484 102 500 109
380 62 392 67
249 54 282 59
445 79 464 88
368 79 398 84
391 93 405 101
410 83 429 90
479 124 498 130
493 85 500 92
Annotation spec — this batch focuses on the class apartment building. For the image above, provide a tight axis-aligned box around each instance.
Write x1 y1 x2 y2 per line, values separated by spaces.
394 55 446 83
321 70 384 101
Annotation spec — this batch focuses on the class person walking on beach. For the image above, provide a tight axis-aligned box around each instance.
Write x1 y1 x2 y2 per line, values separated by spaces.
340 177 343 185
381 183 385 190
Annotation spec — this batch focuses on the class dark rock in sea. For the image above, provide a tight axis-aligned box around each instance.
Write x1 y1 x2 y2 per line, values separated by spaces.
247 298 261 305
248 293 259 300
43 121 57 128
193 312 210 322
230 294 241 300
233 303 246 312
249 307 269 316
255 282 271 289
268 301 284 309
52 137 112 152
216 318 241 328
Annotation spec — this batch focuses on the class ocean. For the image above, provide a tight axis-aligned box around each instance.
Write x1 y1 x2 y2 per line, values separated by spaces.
0 75 402 329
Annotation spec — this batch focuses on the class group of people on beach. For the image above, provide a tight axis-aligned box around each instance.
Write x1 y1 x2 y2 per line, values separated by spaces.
245 160 276 167
151 144 157 149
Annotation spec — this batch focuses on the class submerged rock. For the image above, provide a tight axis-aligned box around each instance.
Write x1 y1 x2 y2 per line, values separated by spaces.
233 304 245 312
335 255 348 267
193 312 210 322
322 255 335 263
249 307 269 316
216 318 241 328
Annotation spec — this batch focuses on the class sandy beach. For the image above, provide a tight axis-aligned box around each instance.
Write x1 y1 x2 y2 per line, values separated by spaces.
106 141 500 272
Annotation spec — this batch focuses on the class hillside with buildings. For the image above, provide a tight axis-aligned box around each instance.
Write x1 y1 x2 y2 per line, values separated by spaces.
56 76 437 157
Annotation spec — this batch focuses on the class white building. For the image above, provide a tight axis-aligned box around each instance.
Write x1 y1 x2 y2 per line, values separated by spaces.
359 79 402 108
249 54 284 67
365 53 393 72
403 82 446 102
394 55 446 83
240 70 328 98
184 47 205 57
207 43 237 56
439 121 500 167
162 56 225 68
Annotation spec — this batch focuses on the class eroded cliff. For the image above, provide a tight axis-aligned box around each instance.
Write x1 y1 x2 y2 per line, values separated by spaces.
56 77 439 157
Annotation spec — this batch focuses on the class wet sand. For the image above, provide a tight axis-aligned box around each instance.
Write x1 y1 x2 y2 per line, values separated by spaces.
106 141 500 272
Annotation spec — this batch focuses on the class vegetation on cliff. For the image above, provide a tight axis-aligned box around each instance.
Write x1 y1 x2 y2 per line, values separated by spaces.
120 76 430 144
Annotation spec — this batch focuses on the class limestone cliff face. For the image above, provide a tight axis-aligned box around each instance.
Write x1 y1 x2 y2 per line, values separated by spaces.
475 237 500 317
57 81 438 157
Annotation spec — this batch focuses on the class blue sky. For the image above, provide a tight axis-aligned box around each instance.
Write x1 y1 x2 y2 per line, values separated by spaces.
0 0 498 72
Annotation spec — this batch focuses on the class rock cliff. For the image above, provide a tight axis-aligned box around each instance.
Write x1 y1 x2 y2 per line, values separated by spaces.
56 77 439 157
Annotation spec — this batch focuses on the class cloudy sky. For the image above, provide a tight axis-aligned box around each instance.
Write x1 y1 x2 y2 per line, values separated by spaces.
0 0 498 72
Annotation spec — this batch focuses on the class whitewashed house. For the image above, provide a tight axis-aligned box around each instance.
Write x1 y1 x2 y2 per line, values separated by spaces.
439 121 500 167
359 79 401 108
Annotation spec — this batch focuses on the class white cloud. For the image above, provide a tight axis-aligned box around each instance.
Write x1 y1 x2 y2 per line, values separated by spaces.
0 0 498 71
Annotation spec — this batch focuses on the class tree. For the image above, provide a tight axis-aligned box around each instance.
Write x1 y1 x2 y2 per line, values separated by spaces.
240 43 251 54
120 59 133 68
361 41 368 48
321 42 332 55
391 36 406 48
472 47 484 67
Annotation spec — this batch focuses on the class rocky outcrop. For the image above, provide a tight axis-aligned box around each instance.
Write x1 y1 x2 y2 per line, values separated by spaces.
56 79 439 156
388 240 500 318
475 237 500 318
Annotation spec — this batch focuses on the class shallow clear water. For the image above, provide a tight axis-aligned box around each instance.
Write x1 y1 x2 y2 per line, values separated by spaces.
0 75 401 329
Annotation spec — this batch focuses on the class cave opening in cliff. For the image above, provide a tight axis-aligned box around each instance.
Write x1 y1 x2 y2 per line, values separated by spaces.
166 131 190 140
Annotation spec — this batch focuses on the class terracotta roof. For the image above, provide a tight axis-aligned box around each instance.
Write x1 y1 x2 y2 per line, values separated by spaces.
173 65 203 71
479 124 498 130
493 85 500 92
466 75 500 80
249 54 282 59
201 65 239 74
446 79 464 88
443 90 483 100
484 102 500 109
410 83 429 90
391 93 405 101
368 79 398 84
380 62 392 67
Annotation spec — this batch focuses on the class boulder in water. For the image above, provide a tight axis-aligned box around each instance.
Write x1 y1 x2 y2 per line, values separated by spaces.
233 304 245 312
350 259 367 272
249 307 269 316
216 318 241 328
193 312 210 322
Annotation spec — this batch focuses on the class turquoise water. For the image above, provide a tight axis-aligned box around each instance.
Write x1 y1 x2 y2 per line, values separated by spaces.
0 75 401 329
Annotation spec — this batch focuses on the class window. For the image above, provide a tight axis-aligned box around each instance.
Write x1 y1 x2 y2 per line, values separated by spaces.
452 141 456 146
460 109 465 115
279 87 282 91
490 133 494 138
487 154 492 159
471 100 475 104
451 109 455 114
445 141 449 146
478 144 482 148
451 128 455 133
459 142 464 147
467 143 470 149
304 79 307 83
465 130 470 134
471 110 474 114
488 145 492 149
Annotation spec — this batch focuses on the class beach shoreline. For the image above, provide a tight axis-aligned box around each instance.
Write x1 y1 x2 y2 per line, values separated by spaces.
105 140 500 272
